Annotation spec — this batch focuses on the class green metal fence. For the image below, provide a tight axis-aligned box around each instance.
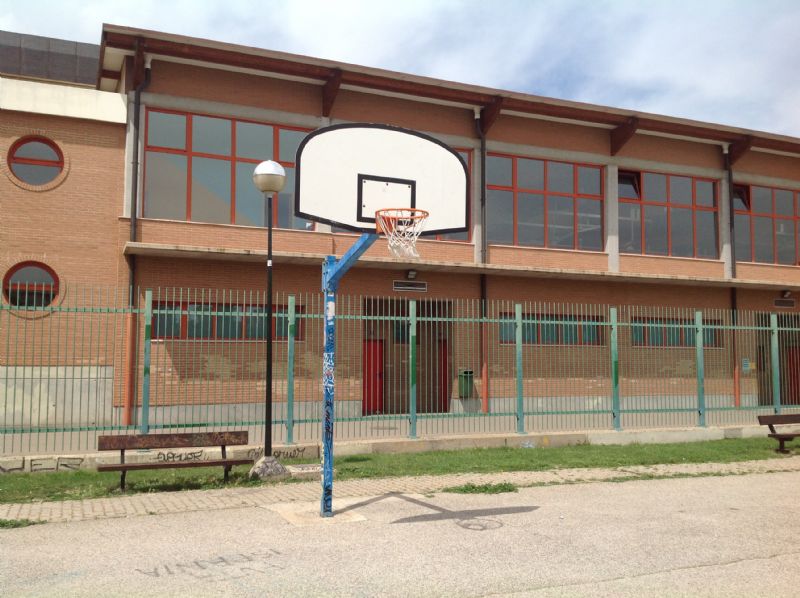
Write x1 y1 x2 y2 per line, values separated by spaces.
2 285 800 455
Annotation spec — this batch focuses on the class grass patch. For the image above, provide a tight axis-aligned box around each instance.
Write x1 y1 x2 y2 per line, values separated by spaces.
0 518 43 529
0 437 787 504
443 482 518 494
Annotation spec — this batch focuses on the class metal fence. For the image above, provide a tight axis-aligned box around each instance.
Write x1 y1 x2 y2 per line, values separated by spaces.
2 285 800 455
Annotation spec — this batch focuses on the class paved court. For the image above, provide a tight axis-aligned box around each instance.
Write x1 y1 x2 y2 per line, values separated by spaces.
2 462 800 596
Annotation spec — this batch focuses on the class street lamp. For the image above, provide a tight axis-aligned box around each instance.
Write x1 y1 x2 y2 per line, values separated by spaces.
251 160 287 478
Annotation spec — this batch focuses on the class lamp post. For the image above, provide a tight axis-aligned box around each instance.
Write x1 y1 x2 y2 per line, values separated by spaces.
251 160 287 477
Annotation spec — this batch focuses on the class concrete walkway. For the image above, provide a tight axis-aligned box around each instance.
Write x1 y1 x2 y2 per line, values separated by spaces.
3 455 800 524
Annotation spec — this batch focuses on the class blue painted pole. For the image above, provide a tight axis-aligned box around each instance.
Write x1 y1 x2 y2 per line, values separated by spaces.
286 295 296 445
409 301 417 439
321 258 336 517
319 233 378 518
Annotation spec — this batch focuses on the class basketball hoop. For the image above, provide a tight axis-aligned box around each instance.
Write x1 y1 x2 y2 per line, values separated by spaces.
375 208 429 258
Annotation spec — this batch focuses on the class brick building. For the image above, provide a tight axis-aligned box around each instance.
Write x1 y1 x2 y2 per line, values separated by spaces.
2 25 800 448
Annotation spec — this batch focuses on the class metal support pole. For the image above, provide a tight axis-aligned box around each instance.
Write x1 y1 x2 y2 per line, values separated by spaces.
515 304 525 434
286 295 296 445
141 289 152 434
695 311 706 427
409 300 417 439
770 313 782 414
321 257 337 517
265 193 274 457
610 307 621 431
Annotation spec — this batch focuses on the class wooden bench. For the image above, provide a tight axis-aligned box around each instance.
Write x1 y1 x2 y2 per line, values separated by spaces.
758 414 800 453
97 431 254 490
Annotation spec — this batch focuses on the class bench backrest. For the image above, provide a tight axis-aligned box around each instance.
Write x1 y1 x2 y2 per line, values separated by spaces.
98 431 249 451
757 414 800 427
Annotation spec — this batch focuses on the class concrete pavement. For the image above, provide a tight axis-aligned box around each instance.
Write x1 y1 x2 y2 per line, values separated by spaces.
2 467 800 597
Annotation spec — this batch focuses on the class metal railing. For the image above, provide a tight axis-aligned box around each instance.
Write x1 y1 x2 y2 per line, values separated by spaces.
2 285 799 454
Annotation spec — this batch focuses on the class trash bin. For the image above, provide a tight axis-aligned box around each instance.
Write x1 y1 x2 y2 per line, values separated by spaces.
458 369 474 399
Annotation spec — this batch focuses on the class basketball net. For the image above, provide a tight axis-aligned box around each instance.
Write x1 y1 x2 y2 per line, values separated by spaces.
375 208 429 259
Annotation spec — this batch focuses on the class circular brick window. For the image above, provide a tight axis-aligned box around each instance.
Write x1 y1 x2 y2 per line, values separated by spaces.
3 262 59 308
8 137 64 186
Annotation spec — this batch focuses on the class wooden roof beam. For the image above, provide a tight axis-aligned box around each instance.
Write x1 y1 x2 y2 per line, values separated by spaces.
480 96 505 135
322 69 343 117
729 135 754 166
610 116 639 155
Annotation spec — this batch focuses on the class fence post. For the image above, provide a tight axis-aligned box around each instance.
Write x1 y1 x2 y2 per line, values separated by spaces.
770 313 782 414
140 289 152 434
610 307 621 431
286 295 296 444
409 300 417 439
515 304 525 434
695 310 706 427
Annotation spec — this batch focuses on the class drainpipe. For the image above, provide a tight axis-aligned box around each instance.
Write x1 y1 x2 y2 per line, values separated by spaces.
724 145 740 408
475 109 489 413
123 52 152 426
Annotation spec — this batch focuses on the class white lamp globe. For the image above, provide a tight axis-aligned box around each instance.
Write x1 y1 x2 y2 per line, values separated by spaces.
252 160 286 193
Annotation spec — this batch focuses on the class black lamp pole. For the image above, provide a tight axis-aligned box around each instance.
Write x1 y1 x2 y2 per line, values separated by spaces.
265 192 274 457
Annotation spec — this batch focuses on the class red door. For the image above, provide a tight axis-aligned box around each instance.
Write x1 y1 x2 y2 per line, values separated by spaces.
363 340 384 415
785 347 800 405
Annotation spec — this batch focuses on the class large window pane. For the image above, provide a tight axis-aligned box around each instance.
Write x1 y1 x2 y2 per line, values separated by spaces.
10 164 61 185
147 111 186 150
487 189 514 244
752 187 772 213
486 156 512 187
644 205 668 254
670 176 692 205
517 193 544 247
643 173 667 202
236 122 273 160
144 152 187 220
518 158 544 190
696 211 718 259
578 166 600 196
235 162 265 226
153 305 181 338
618 202 642 254
191 157 231 224
246 307 267 339
279 129 306 163
734 214 751 262
619 173 640 199
192 115 231 156
547 196 574 249
14 141 59 160
577 199 602 251
753 216 774 263
696 180 715 207
277 169 312 230
776 220 796 265
670 207 693 257
187 304 212 338
215 305 243 339
775 190 794 216
547 162 573 194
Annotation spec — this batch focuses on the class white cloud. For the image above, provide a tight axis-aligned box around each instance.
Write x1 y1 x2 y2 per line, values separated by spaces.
3 0 799 136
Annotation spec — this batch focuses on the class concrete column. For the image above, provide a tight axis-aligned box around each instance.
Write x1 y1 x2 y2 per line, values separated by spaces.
719 174 733 278
605 164 619 272
473 146 484 264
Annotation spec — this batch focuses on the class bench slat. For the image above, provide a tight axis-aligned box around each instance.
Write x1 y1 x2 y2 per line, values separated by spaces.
98 431 248 451
757 414 800 426
97 458 253 472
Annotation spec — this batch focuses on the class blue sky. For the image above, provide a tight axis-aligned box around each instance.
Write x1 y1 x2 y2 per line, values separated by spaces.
3 0 799 136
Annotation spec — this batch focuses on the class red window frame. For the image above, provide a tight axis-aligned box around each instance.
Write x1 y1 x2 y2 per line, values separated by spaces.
486 153 604 250
499 312 606 346
8 137 64 185
631 317 721 348
152 302 305 341
2 261 59 307
733 183 800 265
618 170 719 258
143 108 311 229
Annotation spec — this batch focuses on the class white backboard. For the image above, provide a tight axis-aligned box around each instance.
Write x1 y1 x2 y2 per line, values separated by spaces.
295 123 469 235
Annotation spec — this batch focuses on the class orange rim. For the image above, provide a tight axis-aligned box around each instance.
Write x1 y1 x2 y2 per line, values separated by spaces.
375 208 429 234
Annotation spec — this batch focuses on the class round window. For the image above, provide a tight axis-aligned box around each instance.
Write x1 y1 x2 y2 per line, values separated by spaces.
8 137 64 186
3 262 59 308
